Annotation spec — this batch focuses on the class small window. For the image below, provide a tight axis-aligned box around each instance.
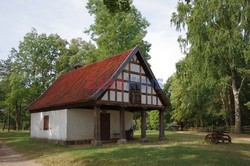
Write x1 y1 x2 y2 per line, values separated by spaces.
129 83 141 104
43 115 49 130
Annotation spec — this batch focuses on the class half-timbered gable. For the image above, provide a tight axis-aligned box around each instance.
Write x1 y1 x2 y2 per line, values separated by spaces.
100 53 163 107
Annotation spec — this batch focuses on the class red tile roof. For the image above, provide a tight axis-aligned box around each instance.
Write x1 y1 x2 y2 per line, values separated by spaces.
28 48 134 111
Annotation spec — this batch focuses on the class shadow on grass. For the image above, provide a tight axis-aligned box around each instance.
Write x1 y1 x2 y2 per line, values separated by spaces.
70 143 250 166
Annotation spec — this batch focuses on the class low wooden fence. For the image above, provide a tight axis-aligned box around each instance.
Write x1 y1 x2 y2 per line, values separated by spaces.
242 126 250 134
179 126 250 134
224 126 250 134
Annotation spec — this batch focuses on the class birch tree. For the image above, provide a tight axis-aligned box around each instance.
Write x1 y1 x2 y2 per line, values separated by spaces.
171 0 250 133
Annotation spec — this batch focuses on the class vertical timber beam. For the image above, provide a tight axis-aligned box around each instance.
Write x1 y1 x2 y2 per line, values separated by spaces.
117 107 127 144
159 109 165 141
140 110 148 142
91 106 102 146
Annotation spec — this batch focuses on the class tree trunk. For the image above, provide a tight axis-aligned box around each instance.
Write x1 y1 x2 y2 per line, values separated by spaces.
2 119 6 131
225 118 229 128
19 103 22 130
15 103 19 130
227 87 234 127
221 97 229 127
15 102 22 131
180 122 184 131
12 119 16 130
232 88 241 133
8 108 10 132
231 71 243 134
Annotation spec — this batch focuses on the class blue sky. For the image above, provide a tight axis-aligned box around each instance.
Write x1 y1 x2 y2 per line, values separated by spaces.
0 0 185 82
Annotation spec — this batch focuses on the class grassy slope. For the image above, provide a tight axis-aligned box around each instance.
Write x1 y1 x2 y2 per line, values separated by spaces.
0 130 250 166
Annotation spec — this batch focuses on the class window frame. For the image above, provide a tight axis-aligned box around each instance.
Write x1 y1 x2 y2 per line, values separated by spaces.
129 82 141 104
43 115 49 130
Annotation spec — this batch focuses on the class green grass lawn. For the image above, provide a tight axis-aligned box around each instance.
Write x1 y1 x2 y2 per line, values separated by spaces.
0 130 250 166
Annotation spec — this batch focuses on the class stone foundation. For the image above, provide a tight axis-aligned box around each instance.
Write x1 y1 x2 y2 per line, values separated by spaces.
30 138 92 145
140 138 148 143
117 139 127 144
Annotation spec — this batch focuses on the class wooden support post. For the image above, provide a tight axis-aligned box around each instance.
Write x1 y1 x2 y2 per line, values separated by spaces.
159 109 165 141
117 107 127 144
92 106 102 146
140 110 148 142
120 108 125 139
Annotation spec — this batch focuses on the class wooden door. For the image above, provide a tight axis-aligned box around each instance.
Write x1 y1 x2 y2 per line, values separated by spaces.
100 113 110 141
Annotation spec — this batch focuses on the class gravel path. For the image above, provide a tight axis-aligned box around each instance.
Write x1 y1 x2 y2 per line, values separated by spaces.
0 144 43 166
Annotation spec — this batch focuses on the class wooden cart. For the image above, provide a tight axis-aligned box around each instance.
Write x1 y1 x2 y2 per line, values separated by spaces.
205 130 231 144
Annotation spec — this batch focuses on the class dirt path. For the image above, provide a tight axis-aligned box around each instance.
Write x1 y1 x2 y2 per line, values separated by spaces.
0 144 43 166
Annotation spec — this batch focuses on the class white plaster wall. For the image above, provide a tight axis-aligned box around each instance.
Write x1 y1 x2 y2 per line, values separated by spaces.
67 109 94 140
124 92 129 102
30 109 67 140
66 109 133 140
142 95 146 104
153 96 157 105
117 73 122 79
141 66 145 74
124 82 129 91
107 110 133 139
147 96 152 104
102 92 108 100
124 72 129 80
110 90 116 101
125 111 134 130
31 109 133 141
130 63 140 73
131 73 140 82
158 98 162 106
109 111 120 136
117 92 122 102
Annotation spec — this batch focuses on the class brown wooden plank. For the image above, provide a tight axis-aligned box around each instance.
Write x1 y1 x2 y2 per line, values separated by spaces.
120 108 126 139
94 106 101 141
100 113 110 141
122 72 124 102
159 109 165 139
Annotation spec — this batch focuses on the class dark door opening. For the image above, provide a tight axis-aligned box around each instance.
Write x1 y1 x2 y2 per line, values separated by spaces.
100 113 110 141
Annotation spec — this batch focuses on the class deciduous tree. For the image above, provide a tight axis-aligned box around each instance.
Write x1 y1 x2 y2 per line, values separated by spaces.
86 0 151 60
171 0 250 133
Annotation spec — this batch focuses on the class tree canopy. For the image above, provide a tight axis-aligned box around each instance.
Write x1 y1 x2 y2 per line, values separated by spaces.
0 29 97 130
103 0 131 13
86 0 151 60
